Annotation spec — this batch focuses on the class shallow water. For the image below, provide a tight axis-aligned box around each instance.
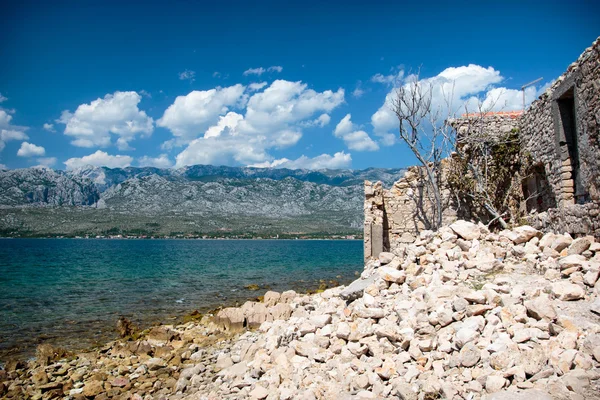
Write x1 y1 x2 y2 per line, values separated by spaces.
0 238 362 360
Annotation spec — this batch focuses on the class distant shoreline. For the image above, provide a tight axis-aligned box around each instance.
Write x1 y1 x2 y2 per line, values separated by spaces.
0 237 363 240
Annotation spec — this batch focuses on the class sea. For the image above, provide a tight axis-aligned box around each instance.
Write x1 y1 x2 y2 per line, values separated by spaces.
0 238 363 361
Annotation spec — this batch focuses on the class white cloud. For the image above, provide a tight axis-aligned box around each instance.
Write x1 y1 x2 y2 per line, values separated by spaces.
251 151 352 170
137 154 172 168
0 109 13 128
139 90 152 98
157 84 246 144
370 64 541 143
179 70 196 82
316 113 331 127
352 87 365 98
0 93 7 103
204 112 244 138
371 68 404 85
248 82 268 91
243 67 266 76
43 123 55 132
58 91 154 150
333 114 379 152
0 163 7 169
64 150 133 170
173 80 345 167
36 157 57 167
0 129 29 152
17 142 45 157
243 66 283 76
299 113 331 128
1 129 28 141
213 72 221 78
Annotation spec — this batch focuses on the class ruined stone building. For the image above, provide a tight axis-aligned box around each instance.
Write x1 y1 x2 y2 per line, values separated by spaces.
364 37 599 260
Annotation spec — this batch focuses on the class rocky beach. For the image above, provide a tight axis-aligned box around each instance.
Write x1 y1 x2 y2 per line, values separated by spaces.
1 221 599 399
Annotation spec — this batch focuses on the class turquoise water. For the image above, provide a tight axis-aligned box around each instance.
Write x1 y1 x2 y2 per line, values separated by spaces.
0 239 363 360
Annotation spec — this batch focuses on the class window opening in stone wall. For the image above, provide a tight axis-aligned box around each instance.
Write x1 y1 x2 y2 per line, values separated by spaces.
557 87 588 204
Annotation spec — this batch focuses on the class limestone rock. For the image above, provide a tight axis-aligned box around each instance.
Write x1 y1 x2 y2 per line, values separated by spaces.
524 295 557 320
378 252 395 265
450 220 481 240
340 274 378 301
551 282 585 301
378 267 406 284
568 237 591 255
486 389 553 400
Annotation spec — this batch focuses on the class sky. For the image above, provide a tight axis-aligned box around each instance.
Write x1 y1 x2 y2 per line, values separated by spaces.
0 0 598 171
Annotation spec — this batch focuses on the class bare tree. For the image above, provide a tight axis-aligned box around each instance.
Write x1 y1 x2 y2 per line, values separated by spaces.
390 70 456 230
392 71 530 231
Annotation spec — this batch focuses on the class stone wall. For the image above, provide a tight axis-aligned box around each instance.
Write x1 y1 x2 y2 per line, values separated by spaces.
364 163 458 261
364 37 600 260
519 37 600 235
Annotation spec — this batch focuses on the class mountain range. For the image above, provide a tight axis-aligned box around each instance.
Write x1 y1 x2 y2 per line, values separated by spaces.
0 165 405 237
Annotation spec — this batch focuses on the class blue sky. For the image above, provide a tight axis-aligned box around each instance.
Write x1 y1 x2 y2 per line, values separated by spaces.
0 0 598 171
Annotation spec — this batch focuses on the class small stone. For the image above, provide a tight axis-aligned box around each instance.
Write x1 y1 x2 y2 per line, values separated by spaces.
568 238 591 255
525 294 557 320
551 282 585 301
485 375 507 393
146 357 167 370
250 384 269 399
111 377 129 388
378 252 395 265
378 267 406 284
460 342 480 367
32 370 49 386
455 328 479 348
450 220 481 240
551 235 573 252
486 389 553 400
558 254 587 269
83 381 104 397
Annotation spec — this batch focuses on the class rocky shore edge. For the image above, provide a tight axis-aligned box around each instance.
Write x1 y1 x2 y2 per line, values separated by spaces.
2 221 600 400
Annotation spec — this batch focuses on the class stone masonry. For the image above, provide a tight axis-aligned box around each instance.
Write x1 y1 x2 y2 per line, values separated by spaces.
364 37 600 260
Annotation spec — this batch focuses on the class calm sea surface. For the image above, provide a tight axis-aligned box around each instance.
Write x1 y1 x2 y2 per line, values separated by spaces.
0 239 362 360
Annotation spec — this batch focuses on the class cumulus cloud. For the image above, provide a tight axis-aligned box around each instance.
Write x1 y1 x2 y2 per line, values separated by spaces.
0 163 7 169
17 142 45 157
36 157 57 167
299 113 331 128
43 123 55 132
173 80 345 167
371 68 404 85
213 72 221 78
250 151 352 170
139 90 152 98
157 84 246 144
0 93 6 103
333 114 379 152
248 82 268 91
352 87 365 98
178 70 196 82
64 150 133 170
137 154 172 168
370 64 543 143
58 91 154 150
0 127 29 153
243 66 283 76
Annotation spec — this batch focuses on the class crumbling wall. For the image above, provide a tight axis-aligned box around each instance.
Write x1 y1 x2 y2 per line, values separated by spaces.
519 37 600 235
364 164 458 261
365 38 599 260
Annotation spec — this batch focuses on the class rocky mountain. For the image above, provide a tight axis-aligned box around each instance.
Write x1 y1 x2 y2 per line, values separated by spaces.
0 165 405 237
